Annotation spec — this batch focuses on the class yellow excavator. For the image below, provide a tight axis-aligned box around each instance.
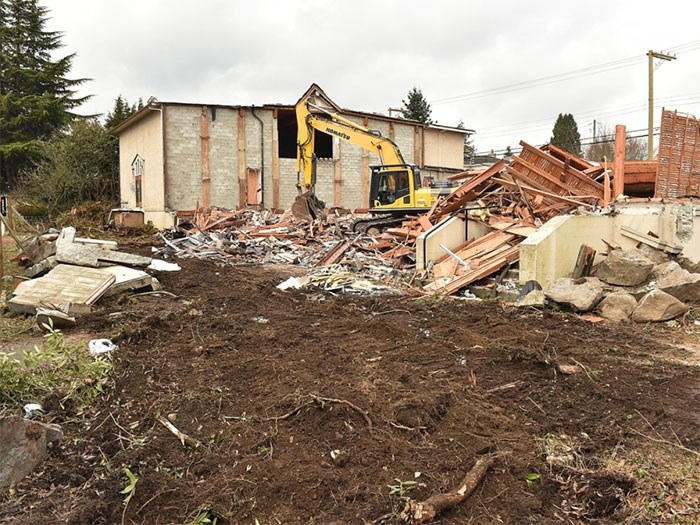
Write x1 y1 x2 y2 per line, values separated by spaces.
293 85 457 232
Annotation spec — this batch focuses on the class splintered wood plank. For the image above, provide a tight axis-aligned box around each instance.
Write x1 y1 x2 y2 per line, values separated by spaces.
428 244 521 295
431 160 505 220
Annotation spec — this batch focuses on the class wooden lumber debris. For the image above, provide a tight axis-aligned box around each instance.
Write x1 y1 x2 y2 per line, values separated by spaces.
155 141 608 298
572 244 596 279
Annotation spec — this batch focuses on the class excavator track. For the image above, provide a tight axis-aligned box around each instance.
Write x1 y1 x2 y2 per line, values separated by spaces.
352 214 409 235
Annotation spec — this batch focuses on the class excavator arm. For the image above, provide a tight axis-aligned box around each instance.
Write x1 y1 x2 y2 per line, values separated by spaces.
293 86 415 220
293 85 433 222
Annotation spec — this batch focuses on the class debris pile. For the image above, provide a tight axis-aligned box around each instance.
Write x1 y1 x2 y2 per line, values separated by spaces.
7 227 176 319
159 208 413 293
155 142 612 298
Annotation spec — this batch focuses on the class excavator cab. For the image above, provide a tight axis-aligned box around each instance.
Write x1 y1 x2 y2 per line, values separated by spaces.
369 165 421 211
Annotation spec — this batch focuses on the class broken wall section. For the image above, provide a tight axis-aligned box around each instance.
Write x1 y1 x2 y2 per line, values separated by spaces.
655 109 700 199
520 202 700 284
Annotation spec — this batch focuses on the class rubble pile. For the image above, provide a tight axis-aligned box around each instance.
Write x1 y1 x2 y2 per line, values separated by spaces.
7 227 177 320
543 247 700 323
158 208 415 293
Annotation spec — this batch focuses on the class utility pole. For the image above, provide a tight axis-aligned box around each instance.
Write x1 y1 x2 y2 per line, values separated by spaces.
388 107 405 118
647 50 676 160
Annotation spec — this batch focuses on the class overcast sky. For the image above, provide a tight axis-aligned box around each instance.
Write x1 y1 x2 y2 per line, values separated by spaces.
45 0 699 155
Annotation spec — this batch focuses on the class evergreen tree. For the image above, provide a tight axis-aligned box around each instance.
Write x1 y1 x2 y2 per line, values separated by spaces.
401 87 433 124
457 120 475 165
0 0 89 190
105 95 140 129
550 113 582 156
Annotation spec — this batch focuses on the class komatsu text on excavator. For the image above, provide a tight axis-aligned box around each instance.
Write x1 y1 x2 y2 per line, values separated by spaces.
293 85 456 232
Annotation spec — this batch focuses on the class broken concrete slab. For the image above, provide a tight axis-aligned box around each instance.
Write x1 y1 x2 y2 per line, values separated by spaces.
596 249 654 286
638 244 671 265
8 264 116 315
25 255 58 278
55 227 152 268
35 307 76 330
657 268 700 303
100 266 156 296
20 235 57 265
0 416 62 490
543 277 604 312
631 290 689 322
619 226 683 255
598 292 637 322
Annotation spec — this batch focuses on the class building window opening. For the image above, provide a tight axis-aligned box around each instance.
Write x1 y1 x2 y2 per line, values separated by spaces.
277 108 333 159
131 155 144 208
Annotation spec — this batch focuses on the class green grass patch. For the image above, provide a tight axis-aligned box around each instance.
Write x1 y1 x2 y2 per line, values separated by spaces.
0 323 113 413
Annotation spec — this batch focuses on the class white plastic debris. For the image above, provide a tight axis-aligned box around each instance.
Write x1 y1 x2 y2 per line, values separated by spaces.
277 276 303 290
148 259 181 272
89 338 118 355
23 403 44 419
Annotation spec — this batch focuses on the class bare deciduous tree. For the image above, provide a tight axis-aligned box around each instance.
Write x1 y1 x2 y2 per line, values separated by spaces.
584 124 648 162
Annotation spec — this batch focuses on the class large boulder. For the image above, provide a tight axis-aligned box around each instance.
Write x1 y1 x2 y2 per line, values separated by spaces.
657 269 700 303
543 277 604 312
638 244 670 265
596 249 654 286
651 261 681 281
631 290 689 322
0 417 62 489
598 292 637 322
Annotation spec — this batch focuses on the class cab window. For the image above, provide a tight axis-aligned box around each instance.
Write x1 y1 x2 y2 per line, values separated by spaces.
377 170 410 204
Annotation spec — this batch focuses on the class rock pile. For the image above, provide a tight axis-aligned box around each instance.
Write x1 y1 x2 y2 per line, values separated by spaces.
543 247 698 322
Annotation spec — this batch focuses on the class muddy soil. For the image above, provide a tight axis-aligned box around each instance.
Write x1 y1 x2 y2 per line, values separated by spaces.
2 258 699 524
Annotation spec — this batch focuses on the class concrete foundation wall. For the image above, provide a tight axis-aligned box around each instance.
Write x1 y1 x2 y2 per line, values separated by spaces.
520 203 700 284
416 217 491 271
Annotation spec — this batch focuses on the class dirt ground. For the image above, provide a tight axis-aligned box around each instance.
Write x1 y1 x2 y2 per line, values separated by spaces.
2 254 700 524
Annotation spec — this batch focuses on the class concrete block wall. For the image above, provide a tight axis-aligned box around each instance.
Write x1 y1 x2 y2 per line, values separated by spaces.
208 107 239 209
279 159 299 209
243 109 275 207
256 110 275 208
165 106 203 210
391 121 416 165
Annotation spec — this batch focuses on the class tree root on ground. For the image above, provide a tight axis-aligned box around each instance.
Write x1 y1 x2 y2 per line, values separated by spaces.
400 453 496 524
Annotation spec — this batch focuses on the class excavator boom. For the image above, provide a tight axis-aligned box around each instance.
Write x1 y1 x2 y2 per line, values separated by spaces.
294 84 455 225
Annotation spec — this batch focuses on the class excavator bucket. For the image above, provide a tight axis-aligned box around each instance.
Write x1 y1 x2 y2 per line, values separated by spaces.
292 192 326 222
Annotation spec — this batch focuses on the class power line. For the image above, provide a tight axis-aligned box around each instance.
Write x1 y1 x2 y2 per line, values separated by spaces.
477 129 661 156
474 95 700 140
432 38 700 106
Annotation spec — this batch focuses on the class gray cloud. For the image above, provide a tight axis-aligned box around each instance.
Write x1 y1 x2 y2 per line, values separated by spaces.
45 0 700 153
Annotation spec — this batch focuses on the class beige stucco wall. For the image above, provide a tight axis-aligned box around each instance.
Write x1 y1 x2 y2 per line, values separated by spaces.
423 129 464 170
117 110 172 228
520 203 700 284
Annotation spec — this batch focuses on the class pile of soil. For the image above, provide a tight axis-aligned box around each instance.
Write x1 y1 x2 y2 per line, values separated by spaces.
2 258 699 524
